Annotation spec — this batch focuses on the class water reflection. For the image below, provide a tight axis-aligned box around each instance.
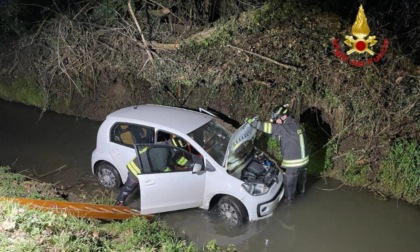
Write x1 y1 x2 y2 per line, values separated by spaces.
158 203 301 251
160 177 420 252
159 209 266 248
0 100 101 192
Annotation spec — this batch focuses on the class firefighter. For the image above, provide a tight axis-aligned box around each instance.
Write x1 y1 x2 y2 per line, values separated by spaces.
247 104 309 205
170 134 187 148
168 135 194 171
115 147 176 206
115 136 193 206
115 156 137 206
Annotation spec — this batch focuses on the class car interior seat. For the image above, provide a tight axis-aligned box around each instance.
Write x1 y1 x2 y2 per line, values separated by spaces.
120 125 134 145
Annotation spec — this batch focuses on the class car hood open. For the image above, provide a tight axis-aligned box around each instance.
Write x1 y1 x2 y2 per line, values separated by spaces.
223 122 258 168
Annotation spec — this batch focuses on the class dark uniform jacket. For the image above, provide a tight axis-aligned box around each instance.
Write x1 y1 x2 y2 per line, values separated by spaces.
256 117 309 169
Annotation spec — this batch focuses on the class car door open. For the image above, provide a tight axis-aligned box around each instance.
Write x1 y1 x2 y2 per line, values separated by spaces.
136 144 206 214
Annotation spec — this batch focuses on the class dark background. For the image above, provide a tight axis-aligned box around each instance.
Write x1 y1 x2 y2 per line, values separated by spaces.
0 0 419 63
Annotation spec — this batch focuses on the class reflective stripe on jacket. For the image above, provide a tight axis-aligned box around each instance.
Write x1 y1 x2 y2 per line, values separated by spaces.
257 117 309 169
281 128 309 168
171 138 184 148
175 155 189 166
127 147 148 176
126 146 187 175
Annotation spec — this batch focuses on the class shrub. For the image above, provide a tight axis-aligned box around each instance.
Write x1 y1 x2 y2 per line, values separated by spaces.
379 138 420 203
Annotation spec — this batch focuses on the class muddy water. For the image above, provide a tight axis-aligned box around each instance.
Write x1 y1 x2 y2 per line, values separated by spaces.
1 100 420 252
161 179 420 252
0 100 101 193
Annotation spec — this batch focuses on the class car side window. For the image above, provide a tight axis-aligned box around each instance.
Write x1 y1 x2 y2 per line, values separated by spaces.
140 145 196 173
157 131 171 143
111 123 154 147
156 130 201 156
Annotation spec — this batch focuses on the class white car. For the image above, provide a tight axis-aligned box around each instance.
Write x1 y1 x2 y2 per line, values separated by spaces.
91 104 284 225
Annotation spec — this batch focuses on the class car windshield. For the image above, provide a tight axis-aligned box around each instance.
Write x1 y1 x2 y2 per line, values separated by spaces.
188 119 231 165
188 118 258 170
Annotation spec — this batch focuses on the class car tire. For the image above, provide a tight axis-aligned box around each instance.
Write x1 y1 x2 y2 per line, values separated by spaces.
96 163 122 189
217 196 248 226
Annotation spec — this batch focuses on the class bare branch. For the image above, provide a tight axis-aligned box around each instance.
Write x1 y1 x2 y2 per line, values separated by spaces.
226 44 299 70
128 0 154 64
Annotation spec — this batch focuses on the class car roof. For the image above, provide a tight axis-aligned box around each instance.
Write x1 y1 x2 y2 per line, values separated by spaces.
106 104 214 134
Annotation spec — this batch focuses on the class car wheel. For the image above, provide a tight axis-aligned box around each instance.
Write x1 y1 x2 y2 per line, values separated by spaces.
96 163 122 189
217 196 248 226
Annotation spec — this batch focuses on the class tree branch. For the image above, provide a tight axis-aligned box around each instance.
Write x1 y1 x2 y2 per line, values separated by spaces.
226 44 298 70
128 0 154 64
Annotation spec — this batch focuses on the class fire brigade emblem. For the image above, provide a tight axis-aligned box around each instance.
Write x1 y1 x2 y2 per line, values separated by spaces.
332 4 388 67
344 5 377 55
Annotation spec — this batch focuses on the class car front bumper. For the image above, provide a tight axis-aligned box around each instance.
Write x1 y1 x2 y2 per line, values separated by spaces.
245 181 285 221
257 183 284 218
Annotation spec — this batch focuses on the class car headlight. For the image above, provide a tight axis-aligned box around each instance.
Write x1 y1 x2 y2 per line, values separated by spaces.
241 182 269 196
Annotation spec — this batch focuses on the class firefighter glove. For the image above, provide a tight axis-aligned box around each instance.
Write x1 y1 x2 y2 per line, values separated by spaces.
246 117 259 128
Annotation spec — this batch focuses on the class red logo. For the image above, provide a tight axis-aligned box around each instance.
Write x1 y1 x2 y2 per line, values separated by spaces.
332 5 388 67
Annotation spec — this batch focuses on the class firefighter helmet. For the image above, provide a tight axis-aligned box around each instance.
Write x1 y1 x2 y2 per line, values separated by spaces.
271 104 289 122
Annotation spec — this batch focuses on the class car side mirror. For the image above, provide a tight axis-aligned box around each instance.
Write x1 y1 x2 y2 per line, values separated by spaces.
192 163 202 173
